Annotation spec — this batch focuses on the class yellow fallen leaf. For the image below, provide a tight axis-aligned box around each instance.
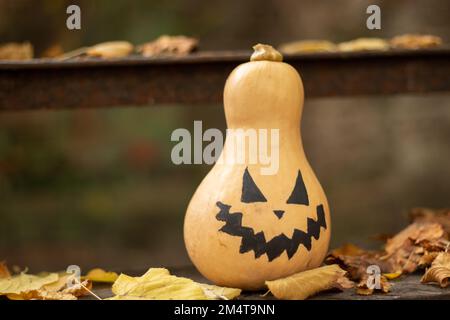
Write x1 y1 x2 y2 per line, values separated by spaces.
338 38 389 52
84 268 118 283
110 268 240 300
383 272 402 280
279 40 337 54
390 34 443 49
265 265 352 300
200 284 241 300
112 268 208 300
0 42 33 60
4 271 93 300
7 278 80 301
421 252 450 288
86 41 134 58
42 273 72 292
0 272 58 296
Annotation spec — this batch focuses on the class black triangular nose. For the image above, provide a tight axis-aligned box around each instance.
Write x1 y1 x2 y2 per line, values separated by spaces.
273 210 285 219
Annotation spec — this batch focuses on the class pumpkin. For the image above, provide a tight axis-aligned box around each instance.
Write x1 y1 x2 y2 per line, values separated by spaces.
184 44 331 290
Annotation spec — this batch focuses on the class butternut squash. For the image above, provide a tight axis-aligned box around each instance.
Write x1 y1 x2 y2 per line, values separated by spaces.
184 44 331 290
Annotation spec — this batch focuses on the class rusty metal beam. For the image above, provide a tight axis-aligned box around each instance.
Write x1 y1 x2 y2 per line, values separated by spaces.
0 49 449 111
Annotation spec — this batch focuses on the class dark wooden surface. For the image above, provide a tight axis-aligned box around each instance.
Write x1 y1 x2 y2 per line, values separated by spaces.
1 48 449 111
86 265 450 300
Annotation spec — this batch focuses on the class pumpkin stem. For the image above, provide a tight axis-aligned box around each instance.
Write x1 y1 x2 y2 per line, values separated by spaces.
250 44 283 62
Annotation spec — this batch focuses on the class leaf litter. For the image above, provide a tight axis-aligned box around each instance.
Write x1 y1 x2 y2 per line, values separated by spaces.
1 208 448 300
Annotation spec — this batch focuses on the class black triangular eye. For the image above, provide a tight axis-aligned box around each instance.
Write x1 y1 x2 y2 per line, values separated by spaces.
286 170 309 205
241 168 267 203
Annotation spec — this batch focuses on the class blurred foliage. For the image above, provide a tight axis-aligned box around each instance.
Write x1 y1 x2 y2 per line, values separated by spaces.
0 105 224 270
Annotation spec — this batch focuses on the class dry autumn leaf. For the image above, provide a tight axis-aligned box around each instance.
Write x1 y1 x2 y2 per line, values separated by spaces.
265 264 353 300
418 251 439 268
138 35 198 57
337 38 389 52
385 222 445 253
383 272 402 280
62 279 92 297
86 41 134 58
110 268 240 300
382 222 447 273
41 44 64 58
325 211 449 296
0 42 33 60
278 40 337 54
326 244 398 296
410 208 450 236
84 268 118 283
200 284 241 300
0 272 58 296
356 275 391 296
6 274 83 301
0 262 11 279
0 265 93 301
326 247 394 281
421 252 450 288
390 34 442 49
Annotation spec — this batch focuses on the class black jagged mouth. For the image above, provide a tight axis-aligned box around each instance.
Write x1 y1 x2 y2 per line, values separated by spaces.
215 202 327 262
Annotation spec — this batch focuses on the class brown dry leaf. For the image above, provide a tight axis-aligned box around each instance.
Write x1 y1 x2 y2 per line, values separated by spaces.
410 208 450 236
336 276 355 289
385 222 445 254
356 275 391 296
265 264 353 300
62 279 92 298
0 262 11 279
84 268 118 283
110 268 240 300
390 34 443 49
382 221 448 274
138 35 198 57
338 38 389 52
0 42 33 60
421 252 450 288
326 248 394 281
382 239 421 274
86 41 134 58
418 251 440 268
279 40 337 54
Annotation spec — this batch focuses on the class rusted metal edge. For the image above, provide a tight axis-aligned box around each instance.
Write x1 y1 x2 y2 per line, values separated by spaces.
0 49 449 111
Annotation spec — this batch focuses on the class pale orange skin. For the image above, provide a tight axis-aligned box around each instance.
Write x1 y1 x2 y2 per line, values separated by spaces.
184 58 331 291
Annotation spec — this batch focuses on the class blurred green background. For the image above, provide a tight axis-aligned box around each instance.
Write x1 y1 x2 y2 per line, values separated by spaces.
0 0 449 272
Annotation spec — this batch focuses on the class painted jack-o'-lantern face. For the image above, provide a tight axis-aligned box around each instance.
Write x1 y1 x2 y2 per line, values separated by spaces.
216 168 327 262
